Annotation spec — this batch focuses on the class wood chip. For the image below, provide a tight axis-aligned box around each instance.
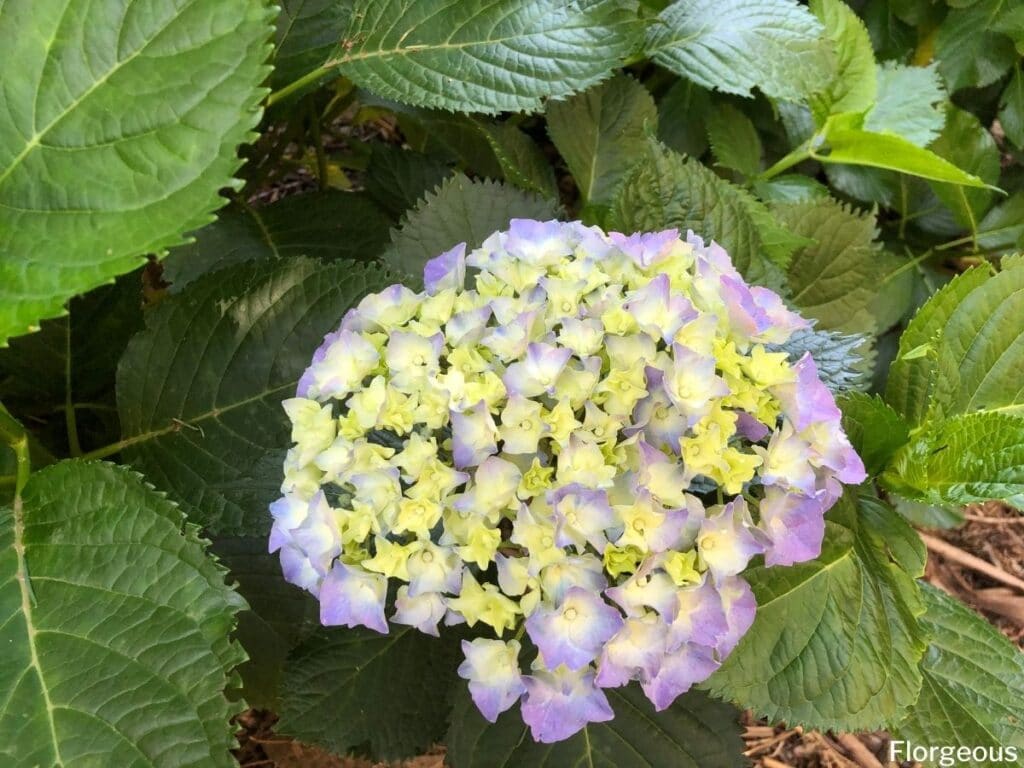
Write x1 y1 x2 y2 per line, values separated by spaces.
920 533 1024 593
836 733 885 768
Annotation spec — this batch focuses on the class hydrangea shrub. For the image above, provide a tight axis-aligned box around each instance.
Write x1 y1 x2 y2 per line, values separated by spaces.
271 220 866 742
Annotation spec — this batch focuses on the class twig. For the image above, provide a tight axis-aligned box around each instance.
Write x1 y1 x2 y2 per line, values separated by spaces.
963 513 1024 524
837 733 885 768
762 758 796 768
920 533 1024 593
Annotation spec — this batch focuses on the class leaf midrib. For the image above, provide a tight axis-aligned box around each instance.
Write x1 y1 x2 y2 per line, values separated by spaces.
12 492 65 767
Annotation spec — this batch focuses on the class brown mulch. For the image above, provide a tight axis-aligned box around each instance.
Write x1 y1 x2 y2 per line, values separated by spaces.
235 503 1024 768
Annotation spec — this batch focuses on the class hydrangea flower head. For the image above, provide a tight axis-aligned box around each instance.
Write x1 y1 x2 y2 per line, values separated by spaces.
272 220 865 742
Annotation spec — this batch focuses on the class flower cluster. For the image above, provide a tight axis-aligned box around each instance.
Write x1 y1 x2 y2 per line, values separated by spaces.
270 220 865 742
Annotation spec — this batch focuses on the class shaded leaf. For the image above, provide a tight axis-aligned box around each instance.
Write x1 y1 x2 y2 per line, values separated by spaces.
446 685 746 768
363 144 452 219
164 192 393 292
274 0 354 89
116 257 396 535
385 174 561 282
0 0 275 345
0 461 247 768
935 0 1019 92
278 626 462 761
977 191 1024 252
474 119 558 198
1000 64 1024 149
657 79 712 158
926 107 1000 231
547 74 658 212
706 104 763 177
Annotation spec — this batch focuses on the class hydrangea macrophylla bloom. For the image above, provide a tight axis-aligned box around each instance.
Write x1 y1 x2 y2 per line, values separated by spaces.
271 220 866 742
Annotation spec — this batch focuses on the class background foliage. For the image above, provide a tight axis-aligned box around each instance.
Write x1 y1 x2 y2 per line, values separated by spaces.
1 0 1023 765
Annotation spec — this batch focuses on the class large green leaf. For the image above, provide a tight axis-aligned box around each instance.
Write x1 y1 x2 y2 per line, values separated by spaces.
895 585 1024 766
610 140 796 284
705 494 926 731
809 0 877 119
0 460 247 767
884 266 992 425
278 626 462 760
210 537 319 709
935 0 1019 92
327 0 644 114
646 0 832 101
114 257 396 535
163 191 392 292
0 0 275 346
864 63 946 147
776 198 884 333
473 119 558 198
384 173 561 282
446 685 746 768
884 411 1024 507
546 74 658 216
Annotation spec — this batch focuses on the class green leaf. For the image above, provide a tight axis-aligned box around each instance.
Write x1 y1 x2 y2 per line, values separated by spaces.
884 266 991 425
115 257 397 535
0 0 275 346
384 173 561 282
705 493 926 731
646 0 832 101
999 64 1024 149
896 584 1024 766
210 537 318 710
547 74 658 214
278 626 462 760
274 0 354 89
446 685 746 768
776 198 884 333
840 393 911 475
884 411 1024 507
0 272 144 455
891 495 965 530
164 192 393 292
774 328 873 394
818 122 993 188
928 259 1024 419
753 174 830 203
809 0 878 119
363 144 452 219
657 79 712 159
935 0 1019 92
473 119 558 198
865 63 946 147
610 140 797 282
706 104 763 177
926 107 1000 231
333 0 644 114
0 460 247 767
977 191 1024 251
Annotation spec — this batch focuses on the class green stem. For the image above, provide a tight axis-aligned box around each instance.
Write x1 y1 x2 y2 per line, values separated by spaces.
0 407 31 497
308 97 329 190
64 319 81 457
79 435 144 462
267 61 340 108
879 249 935 286
757 142 812 182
